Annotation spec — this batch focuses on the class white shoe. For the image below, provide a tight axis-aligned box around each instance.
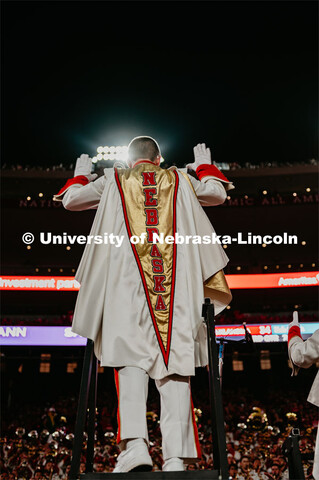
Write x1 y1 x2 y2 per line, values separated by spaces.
113 439 153 473
162 457 185 471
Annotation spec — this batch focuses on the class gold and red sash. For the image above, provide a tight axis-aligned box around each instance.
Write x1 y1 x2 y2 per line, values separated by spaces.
115 164 179 368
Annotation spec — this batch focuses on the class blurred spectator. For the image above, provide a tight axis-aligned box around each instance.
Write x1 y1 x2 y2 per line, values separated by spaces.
42 409 59 434
94 461 105 473
237 455 250 478
2 158 318 172
229 463 238 479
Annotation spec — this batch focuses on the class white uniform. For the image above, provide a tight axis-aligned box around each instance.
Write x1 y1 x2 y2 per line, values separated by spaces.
56 163 232 380
54 161 232 461
289 329 319 480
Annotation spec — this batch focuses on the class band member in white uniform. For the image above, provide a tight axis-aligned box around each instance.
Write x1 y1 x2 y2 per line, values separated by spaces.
288 311 319 480
54 138 234 472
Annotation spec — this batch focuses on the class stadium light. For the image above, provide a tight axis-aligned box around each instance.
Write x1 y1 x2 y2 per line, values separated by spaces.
40 353 51 373
96 145 129 161
67 362 77 373
95 146 165 164
232 352 244 371
260 350 271 370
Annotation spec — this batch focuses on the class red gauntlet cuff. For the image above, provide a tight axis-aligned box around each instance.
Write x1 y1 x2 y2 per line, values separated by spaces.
54 175 89 198
195 164 231 183
288 325 302 344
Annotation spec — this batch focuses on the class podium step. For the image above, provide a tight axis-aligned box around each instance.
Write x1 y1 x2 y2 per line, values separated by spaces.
80 470 222 479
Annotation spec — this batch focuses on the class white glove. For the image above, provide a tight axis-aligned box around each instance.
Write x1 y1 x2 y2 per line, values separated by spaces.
74 154 97 182
186 143 212 171
288 310 300 330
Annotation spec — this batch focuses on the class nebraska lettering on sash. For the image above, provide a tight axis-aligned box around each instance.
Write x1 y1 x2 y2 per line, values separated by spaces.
146 228 159 243
151 258 164 273
114 164 179 368
150 244 162 257
153 275 166 292
141 171 156 186
155 295 167 311
143 188 158 206
145 208 159 226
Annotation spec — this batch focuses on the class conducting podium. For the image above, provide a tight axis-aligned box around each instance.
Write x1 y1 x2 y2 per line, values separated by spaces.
69 300 229 480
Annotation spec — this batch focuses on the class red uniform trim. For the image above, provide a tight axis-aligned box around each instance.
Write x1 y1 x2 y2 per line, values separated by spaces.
190 392 202 458
288 325 302 344
114 168 179 369
166 170 179 366
196 164 231 183
114 369 121 443
133 159 156 168
54 175 89 197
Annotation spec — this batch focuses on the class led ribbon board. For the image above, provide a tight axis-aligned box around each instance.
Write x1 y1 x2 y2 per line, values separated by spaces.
0 324 318 346
0 272 318 291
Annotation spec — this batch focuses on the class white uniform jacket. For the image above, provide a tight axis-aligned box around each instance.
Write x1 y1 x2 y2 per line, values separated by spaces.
289 329 319 480
289 329 319 406
54 163 233 380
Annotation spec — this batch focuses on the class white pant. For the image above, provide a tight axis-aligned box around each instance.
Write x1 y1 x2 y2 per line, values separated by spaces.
114 366 201 461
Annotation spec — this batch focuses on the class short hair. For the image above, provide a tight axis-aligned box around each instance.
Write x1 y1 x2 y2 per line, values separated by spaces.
241 456 250 462
127 136 160 164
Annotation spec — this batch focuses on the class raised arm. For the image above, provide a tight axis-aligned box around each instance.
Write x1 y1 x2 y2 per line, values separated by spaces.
53 154 106 211
288 311 319 374
186 143 234 207
290 331 319 368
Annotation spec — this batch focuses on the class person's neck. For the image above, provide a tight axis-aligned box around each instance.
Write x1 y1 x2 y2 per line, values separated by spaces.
132 159 156 167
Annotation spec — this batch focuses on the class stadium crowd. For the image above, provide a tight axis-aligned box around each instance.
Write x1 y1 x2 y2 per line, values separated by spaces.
2 157 318 173
1 311 317 326
1 388 316 479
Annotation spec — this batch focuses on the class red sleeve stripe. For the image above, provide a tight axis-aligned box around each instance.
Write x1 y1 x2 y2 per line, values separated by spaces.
165 169 179 367
288 325 302 344
54 175 89 197
114 369 121 443
196 164 231 183
190 390 202 458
